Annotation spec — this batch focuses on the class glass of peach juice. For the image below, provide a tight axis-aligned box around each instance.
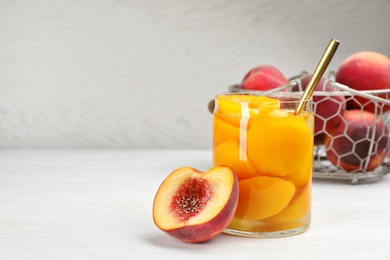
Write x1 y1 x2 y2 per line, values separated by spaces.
212 93 314 238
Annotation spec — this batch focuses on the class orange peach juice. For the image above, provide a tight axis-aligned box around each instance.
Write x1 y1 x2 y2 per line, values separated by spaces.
213 93 314 237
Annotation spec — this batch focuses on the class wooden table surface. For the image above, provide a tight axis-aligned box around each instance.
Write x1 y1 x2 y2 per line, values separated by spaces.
1 150 389 259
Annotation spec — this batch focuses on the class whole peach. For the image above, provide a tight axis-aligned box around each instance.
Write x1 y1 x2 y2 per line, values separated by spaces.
241 65 289 91
325 110 389 172
335 51 390 113
292 74 346 144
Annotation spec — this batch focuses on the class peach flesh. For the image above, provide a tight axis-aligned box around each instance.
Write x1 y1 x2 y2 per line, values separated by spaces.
263 184 311 224
213 139 258 181
247 113 313 177
153 166 238 243
170 178 212 222
234 176 296 220
213 113 240 146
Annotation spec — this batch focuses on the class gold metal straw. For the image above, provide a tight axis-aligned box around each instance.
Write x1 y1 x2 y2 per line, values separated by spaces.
294 39 340 115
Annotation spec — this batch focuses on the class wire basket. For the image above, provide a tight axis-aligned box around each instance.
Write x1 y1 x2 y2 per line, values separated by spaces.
223 74 390 184
294 79 390 184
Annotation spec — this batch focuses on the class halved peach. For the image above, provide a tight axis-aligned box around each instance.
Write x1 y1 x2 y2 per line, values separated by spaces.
153 166 238 243
234 176 295 220
213 139 259 180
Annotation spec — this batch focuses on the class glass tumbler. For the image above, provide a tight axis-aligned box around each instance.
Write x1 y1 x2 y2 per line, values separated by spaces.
212 92 314 238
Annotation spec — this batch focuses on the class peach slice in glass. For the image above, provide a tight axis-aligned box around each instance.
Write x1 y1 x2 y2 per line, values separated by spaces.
247 114 313 177
234 176 295 220
213 139 258 180
213 113 240 146
262 183 311 224
215 94 280 124
284 153 313 188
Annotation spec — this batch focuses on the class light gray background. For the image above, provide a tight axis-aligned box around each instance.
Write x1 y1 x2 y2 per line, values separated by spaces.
1 0 389 149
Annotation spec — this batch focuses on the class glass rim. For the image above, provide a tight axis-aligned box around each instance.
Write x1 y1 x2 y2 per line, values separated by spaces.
215 92 313 104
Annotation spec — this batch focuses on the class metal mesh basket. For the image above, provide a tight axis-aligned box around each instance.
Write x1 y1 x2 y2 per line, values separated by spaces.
293 78 390 184
226 74 390 184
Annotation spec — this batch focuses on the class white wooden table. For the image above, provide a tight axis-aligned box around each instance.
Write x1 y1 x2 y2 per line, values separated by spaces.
1 150 389 259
